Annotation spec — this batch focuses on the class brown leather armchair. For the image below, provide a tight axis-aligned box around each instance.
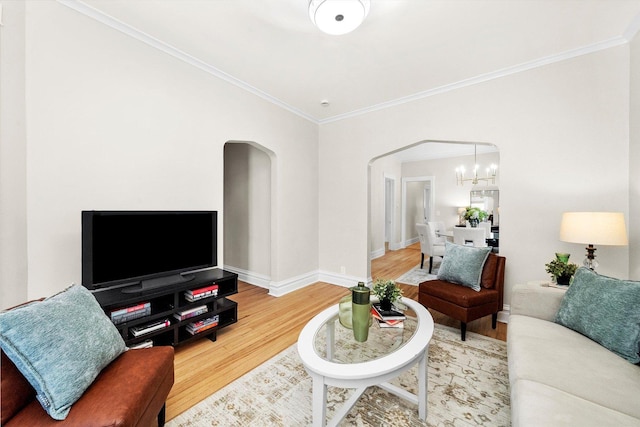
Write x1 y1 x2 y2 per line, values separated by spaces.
418 253 505 340
1 298 174 427
2 346 174 427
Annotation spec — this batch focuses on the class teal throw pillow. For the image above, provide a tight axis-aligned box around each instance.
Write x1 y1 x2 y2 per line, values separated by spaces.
437 242 492 291
0 284 126 420
555 267 640 364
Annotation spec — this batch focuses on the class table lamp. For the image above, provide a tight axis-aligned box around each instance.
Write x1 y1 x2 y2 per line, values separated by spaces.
559 212 628 270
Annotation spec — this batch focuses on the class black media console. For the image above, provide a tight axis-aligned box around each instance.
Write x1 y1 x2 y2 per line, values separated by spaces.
92 268 238 347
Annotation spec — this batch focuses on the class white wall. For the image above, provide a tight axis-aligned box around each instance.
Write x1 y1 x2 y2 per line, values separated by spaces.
1 2 636 307
320 46 631 305
1 2 319 302
631 31 640 281
0 1 27 309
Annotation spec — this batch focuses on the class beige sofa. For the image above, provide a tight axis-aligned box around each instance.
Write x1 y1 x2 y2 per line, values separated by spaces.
508 282 640 427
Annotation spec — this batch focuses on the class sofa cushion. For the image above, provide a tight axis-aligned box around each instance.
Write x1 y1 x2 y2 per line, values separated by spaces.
419 280 498 308
554 267 640 364
480 253 498 289
511 379 640 427
0 285 126 420
508 314 640 420
437 242 492 291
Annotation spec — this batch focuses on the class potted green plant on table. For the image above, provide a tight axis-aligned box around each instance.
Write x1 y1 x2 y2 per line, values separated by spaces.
545 259 578 286
463 207 489 227
372 278 403 311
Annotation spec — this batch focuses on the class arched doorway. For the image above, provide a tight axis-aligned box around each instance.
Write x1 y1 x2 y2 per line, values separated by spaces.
368 140 499 277
223 141 275 288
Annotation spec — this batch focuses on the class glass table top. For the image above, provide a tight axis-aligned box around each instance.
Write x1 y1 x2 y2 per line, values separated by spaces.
313 307 418 364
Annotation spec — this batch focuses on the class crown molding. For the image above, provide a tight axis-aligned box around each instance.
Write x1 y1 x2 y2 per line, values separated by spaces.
58 1 636 127
623 11 640 41
56 0 318 124
319 36 628 124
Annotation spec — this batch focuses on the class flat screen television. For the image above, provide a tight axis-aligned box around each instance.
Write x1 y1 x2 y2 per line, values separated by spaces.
82 210 217 293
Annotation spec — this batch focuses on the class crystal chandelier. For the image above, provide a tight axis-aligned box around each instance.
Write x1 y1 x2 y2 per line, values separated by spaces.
455 145 497 186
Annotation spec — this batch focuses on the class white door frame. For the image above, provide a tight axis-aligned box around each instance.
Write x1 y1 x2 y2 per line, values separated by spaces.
401 176 435 247
383 174 396 251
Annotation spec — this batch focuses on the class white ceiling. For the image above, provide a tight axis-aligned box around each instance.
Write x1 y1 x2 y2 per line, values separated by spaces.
61 0 640 162
67 0 640 125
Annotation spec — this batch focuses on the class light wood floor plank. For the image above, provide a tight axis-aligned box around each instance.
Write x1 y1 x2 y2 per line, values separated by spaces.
166 242 507 420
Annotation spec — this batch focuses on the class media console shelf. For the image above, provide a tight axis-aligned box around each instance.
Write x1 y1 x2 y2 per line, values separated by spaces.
92 268 238 347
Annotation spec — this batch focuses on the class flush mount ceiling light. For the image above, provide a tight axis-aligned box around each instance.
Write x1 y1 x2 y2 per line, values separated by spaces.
309 0 371 35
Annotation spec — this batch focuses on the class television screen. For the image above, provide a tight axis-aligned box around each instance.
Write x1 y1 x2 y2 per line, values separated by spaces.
82 211 217 291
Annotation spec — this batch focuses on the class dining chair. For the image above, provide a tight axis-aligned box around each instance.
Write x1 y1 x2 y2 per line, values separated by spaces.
427 221 447 243
416 223 445 273
452 227 487 247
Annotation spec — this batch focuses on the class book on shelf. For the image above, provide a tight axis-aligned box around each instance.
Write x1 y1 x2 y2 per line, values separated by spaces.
190 284 219 295
371 303 406 321
131 319 170 337
110 302 151 325
184 285 219 302
129 339 153 349
186 314 219 335
173 305 208 321
376 318 404 328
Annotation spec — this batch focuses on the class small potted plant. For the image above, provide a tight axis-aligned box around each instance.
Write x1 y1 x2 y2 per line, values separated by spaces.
545 259 578 286
372 278 403 311
463 207 488 227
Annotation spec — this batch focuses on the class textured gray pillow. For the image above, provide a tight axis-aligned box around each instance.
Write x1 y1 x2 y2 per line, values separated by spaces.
437 242 492 291
0 284 126 420
555 267 640 364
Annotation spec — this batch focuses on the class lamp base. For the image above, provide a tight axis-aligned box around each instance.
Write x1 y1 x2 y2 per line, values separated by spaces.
583 244 598 271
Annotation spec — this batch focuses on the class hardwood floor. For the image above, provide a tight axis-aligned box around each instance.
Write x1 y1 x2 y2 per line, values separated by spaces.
165 242 507 420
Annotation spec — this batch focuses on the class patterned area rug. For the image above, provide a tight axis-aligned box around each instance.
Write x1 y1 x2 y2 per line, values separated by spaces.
395 264 439 286
167 324 510 427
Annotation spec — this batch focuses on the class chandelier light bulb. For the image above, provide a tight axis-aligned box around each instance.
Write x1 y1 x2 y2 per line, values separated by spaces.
309 0 371 35
455 145 498 186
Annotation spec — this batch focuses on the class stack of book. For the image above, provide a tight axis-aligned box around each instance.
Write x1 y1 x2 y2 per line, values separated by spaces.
110 302 151 325
184 284 219 302
173 305 208 321
129 339 153 349
371 303 406 328
187 315 219 335
131 319 170 337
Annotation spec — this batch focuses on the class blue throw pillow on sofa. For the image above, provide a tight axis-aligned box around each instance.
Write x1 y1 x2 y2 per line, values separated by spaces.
437 242 492 291
555 267 640 364
0 284 126 420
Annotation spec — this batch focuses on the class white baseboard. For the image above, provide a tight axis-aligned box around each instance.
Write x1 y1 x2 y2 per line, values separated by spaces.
222 265 271 289
498 305 510 324
224 265 370 297
370 247 385 260
267 271 320 297
388 241 404 251
404 236 419 247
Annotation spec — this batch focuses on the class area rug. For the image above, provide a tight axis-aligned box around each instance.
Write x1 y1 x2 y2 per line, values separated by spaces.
167 324 510 427
395 264 439 286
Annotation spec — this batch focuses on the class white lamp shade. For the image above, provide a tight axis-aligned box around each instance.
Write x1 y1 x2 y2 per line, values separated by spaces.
309 0 370 35
559 212 628 246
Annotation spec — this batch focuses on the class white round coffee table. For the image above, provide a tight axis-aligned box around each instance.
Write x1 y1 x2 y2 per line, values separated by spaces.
297 297 434 427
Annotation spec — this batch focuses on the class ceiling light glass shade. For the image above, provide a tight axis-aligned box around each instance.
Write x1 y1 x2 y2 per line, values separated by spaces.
309 0 371 35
